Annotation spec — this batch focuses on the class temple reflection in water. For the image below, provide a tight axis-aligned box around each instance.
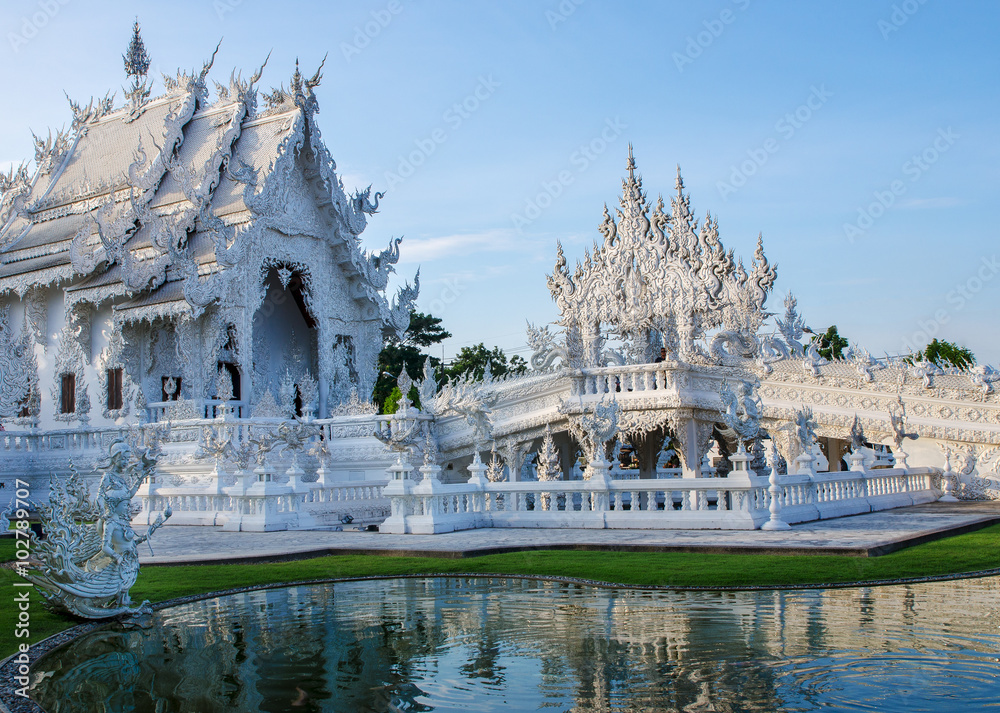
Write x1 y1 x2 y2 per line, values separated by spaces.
32 576 1000 712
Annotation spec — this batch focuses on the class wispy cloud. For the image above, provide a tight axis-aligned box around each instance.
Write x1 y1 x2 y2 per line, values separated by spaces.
397 229 531 264
338 171 377 193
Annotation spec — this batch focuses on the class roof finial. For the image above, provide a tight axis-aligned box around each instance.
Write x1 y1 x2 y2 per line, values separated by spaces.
123 19 150 80
626 143 636 179
123 19 152 118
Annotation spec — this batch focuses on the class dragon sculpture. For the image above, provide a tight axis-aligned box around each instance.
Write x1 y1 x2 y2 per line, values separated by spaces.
24 439 172 618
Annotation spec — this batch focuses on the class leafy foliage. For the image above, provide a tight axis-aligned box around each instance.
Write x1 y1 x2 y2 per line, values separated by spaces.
444 343 528 382
373 312 451 411
382 385 421 415
912 338 976 370
373 316 526 413
812 325 848 361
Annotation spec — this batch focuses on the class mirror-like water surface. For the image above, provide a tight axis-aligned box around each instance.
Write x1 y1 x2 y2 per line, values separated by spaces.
31 576 1000 712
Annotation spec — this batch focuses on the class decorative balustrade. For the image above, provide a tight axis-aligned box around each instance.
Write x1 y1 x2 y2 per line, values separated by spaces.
570 364 679 398
380 467 942 534
146 399 249 422
0 428 104 453
136 479 389 531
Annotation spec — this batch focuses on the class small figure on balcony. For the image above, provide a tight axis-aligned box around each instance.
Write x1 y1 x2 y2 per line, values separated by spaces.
25 439 171 618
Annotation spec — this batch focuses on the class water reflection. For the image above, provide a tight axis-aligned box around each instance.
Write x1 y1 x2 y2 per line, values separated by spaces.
31 576 1000 712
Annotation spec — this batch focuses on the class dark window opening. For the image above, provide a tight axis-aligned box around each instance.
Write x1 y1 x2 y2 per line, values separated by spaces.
17 393 30 418
217 361 242 401
60 373 76 414
223 324 237 352
288 274 317 329
294 384 303 417
106 368 124 410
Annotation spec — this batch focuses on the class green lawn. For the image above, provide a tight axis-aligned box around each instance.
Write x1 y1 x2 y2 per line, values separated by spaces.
3 523 1000 660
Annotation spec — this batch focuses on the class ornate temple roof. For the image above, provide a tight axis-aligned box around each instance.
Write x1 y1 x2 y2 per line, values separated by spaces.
0 41 416 335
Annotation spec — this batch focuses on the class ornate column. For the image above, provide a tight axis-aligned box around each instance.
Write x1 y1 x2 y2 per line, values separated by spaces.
498 438 527 483
673 412 715 478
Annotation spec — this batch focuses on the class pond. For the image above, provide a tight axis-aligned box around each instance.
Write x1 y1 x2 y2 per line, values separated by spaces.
30 575 1000 712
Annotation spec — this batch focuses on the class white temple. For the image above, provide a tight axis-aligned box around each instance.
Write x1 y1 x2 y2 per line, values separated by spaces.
2 37 999 534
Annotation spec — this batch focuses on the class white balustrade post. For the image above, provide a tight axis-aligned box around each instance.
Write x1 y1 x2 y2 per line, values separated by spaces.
585 454 612 511
726 443 753 485
285 459 307 493
314 457 332 488
795 451 816 478
466 451 489 516
939 451 959 502
380 455 415 533
761 465 790 531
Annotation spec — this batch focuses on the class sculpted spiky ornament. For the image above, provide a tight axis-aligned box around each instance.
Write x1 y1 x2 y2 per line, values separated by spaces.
24 439 171 618
546 146 777 364
720 379 763 445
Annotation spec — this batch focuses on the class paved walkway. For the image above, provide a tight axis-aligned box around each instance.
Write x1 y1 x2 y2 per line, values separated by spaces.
138 501 1000 565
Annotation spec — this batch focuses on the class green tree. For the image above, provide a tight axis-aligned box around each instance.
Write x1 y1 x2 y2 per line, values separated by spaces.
373 312 451 412
813 325 849 361
382 385 421 414
913 338 976 370
444 343 528 382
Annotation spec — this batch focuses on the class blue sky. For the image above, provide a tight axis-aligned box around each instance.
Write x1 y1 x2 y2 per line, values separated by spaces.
2 1 998 364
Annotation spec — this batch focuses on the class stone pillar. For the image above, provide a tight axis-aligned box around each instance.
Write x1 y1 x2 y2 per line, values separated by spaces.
555 431 576 481
676 417 714 479
637 431 663 480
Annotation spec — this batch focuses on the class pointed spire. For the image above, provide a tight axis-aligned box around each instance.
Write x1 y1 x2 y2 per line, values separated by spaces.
626 143 636 179
123 19 150 80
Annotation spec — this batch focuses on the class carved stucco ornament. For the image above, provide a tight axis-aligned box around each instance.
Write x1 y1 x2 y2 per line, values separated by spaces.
24 439 172 618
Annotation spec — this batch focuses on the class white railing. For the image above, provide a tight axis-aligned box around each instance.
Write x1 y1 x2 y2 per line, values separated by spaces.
380 467 942 534
570 363 681 397
136 479 389 531
0 428 104 453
